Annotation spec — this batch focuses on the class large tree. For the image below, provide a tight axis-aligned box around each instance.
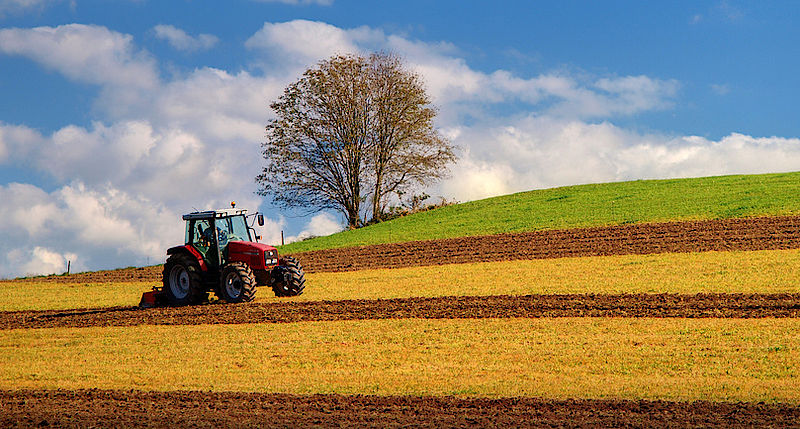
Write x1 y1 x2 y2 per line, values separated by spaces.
258 52 455 228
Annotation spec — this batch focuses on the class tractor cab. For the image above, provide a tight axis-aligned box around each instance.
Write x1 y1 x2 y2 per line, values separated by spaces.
182 208 262 269
139 204 305 308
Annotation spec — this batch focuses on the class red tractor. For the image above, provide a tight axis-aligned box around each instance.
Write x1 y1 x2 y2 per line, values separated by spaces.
140 204 305 307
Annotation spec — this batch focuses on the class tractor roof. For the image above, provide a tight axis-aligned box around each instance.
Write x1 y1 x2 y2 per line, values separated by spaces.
182 208 248 220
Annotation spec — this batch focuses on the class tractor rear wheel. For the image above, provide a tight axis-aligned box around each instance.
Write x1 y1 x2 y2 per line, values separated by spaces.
271 256 305 297
162 253 205 306
218 262 257 303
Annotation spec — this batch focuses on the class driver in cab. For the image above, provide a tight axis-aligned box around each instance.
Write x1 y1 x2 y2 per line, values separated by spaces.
202 227 228 246
199 223 228 247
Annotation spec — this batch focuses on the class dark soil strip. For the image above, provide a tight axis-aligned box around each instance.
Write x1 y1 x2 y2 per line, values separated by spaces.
2 389 798 428
14 216 800 282
294 215 800 273
4 293 800 330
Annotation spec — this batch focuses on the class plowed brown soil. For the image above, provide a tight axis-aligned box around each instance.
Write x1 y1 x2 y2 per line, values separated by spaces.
2 389 798 428
4 293 799 330
295 215 800 272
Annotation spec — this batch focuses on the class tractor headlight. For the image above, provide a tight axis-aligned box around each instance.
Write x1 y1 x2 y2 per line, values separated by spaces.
265 251 278 266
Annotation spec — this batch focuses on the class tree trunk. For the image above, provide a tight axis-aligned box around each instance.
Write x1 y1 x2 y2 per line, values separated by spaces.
371 170 383 222
347 210 359 229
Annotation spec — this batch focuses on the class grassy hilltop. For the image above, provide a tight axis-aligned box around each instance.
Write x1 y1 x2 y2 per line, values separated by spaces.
279 171 800 253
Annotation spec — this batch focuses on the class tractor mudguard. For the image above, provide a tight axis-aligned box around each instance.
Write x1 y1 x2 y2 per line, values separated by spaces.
166 245 208 272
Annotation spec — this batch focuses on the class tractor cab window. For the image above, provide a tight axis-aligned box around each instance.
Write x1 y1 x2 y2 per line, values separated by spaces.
217 215 250 248
228 215 250 242
191 219 214 255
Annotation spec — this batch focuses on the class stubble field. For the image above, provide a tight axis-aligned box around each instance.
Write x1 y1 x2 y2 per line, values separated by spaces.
2 212 800 427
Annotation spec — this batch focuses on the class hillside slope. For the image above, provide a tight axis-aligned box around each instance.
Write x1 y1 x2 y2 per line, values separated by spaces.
279 171 800 253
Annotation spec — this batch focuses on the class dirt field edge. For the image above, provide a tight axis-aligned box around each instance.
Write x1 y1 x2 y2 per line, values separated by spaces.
4 293 800 330
2 389 798 428
293 215 800 273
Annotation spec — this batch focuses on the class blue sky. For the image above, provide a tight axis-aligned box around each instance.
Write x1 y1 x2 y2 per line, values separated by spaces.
1 0 799 277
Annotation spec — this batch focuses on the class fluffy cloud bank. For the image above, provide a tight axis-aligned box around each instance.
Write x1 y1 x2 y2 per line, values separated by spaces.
440 118 800 201
0 20 798 278
0 182 176 277
0 24 157 89
245 20 680 120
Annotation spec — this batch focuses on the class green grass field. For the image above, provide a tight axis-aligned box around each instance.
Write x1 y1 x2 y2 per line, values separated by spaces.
279 171 800 253
3 249 798 311
1 318 797 402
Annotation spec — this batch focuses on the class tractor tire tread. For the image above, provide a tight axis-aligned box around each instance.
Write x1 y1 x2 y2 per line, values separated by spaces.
217 262 257 303
162 253 205 306
273 256 305 297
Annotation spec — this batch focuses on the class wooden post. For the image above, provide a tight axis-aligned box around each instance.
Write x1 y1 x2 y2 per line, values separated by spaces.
281 230 285 246
67 260 70 275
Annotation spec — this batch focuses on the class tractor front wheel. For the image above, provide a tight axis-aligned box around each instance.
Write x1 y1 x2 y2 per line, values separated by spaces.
218 262 257 303
271 256 306 297
162 253 204 306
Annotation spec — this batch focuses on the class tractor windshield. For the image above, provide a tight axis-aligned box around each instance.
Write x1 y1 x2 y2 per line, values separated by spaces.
217 215 250 247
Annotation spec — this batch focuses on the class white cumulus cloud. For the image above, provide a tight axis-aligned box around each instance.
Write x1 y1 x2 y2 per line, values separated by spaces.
438 116 800 202
6 247 77 278
246 20 384 71
0 182 173 278
0 24 158 89
153 24 218 52
246 20 679 120
285 212 342 244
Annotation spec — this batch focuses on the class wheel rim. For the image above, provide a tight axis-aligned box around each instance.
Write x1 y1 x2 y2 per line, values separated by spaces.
169 265 191 299
224 271 242 299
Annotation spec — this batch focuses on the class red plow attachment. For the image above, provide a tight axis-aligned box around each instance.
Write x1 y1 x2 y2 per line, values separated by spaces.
138 288 167 308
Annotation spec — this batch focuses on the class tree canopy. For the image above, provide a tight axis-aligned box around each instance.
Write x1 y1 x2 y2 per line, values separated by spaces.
257 52 455 229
